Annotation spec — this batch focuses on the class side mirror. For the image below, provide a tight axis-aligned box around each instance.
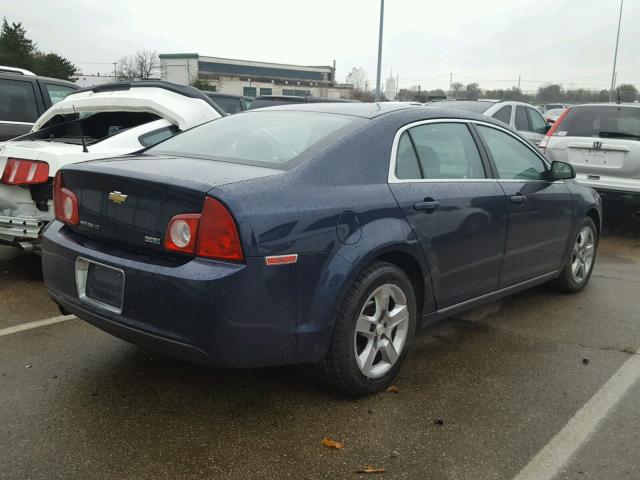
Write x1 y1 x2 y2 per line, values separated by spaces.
550 160 575 180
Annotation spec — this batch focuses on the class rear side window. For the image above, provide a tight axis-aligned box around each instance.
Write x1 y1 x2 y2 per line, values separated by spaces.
559 106 640 139
0 78 39 123
527 107 548 134
396 123 485 180
478 125 547 180
514 106 529 131
395 132 421 179
139 125 180 147
150 111 359 169
208 96 243 114
45 84 76 105
492 105 512 125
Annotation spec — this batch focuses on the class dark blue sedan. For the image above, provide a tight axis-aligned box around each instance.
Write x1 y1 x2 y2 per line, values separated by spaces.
42 103 601 395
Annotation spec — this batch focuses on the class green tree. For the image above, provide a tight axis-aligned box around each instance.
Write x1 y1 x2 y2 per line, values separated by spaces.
536 84 564 103
615 84 638 102
465 83 481 99
32 52 75 80
450 82 464 98
0 18 76 80
190 78 211 90
0 18 36 70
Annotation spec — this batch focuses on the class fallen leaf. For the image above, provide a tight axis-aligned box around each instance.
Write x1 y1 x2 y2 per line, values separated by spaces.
386 385 400 393
321 438 343 450
357 465 386 474
433 419 444 426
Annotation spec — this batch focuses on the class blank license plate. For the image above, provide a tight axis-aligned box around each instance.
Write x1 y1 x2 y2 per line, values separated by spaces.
83 261 125 311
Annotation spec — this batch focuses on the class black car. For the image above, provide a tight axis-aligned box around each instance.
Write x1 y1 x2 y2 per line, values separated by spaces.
248 95 358 110
0 66 78 141
203 92 253 114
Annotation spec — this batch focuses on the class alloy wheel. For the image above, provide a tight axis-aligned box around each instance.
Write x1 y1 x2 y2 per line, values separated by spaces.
571 226 595 283
353 283 409 378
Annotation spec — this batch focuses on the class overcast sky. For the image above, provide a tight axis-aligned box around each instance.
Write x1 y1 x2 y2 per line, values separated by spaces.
4 0 638 92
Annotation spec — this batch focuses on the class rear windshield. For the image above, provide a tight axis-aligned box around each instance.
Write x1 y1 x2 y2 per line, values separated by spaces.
428 100 493 114
150 111 360 169
560 105 640 140
206 95 243 114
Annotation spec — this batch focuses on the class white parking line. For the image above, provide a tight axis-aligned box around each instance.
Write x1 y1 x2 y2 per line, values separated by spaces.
0 315 76 337
512 348 640 480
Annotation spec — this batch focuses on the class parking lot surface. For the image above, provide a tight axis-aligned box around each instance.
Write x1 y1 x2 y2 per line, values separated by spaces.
1 230 639 480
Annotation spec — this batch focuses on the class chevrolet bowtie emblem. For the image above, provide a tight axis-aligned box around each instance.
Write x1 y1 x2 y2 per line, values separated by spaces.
108 191 128 205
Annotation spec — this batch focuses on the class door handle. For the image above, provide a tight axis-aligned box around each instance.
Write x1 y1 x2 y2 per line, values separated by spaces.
510 194 527 205
414 198 440 213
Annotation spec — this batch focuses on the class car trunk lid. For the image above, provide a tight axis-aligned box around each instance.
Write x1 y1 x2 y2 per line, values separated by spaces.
60 155 282 255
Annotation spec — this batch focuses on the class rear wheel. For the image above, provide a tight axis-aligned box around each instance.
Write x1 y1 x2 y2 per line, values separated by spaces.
317 262 417 396
554 217 598 292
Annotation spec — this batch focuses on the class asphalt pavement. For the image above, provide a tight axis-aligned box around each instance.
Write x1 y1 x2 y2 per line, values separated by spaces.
1 228 639 480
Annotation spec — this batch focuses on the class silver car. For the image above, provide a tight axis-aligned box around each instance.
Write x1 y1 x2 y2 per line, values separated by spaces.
540 103 640 218
427 99 550 146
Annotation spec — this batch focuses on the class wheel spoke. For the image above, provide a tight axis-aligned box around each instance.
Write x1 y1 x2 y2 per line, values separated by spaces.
373 285 391 319
356 315 376 337
380 339 399 364
359 340 378 373
386 305 408 332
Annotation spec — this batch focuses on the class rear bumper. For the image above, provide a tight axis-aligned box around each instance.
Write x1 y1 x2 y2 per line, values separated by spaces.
41 221 344 368
575 174 640 195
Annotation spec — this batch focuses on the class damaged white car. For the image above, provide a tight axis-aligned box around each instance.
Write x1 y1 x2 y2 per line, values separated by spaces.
0 81 222 251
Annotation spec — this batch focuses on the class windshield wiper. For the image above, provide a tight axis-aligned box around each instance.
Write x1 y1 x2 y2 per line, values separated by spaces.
598 131 640 140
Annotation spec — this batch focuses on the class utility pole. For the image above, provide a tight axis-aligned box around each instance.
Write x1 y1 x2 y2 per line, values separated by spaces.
112 62 117 79
609 0 624 101
449 73 453 96
517 75 521 91
375 0 384 102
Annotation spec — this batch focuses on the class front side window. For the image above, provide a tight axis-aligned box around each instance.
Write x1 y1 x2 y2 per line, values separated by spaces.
492 105 512 125
45 83 76 105
150 111 360 169
395 123 485 180
477 125 547 180
514 106 529 131
0 79 39 122
527 107 548 134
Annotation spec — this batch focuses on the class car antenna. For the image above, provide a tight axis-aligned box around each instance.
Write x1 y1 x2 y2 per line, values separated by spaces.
72 105 89 153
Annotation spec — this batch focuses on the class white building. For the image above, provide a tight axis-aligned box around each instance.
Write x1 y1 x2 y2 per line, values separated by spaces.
159 53 354 99
385 73 397 100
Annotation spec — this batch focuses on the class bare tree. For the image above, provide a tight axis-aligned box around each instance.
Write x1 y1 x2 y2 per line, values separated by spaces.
346 67 368 91
117 50 160 81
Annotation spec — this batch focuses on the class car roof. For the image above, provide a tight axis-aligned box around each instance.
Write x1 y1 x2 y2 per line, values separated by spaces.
248 102 423 118
571 102 640 108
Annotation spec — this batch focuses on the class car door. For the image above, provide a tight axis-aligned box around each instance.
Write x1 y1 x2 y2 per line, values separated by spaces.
475 124 573 287
0 77 43 141
388 121 508 309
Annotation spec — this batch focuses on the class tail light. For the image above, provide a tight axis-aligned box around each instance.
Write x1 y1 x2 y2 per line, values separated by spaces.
164 196 243 261
1 158 49 185
53 172 79 225
539 107 572 153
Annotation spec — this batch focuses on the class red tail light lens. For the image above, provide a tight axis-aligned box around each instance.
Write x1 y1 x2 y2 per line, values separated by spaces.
164 197 243 261
53 172 79 225
1 158 49 185
197 197 243 261
164 214 200 254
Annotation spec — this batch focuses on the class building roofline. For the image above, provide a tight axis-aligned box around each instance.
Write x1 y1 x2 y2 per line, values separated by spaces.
159 53 199 59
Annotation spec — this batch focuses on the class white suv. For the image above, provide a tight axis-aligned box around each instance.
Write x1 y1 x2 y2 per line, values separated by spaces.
540 103 640 220
427 99 549 146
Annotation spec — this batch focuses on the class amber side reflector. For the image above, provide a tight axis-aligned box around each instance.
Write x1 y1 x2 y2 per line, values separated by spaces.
265 254 298 266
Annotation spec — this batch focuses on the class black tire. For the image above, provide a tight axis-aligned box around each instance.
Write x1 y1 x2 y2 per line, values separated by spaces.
317 261 417 396
553 217 598 293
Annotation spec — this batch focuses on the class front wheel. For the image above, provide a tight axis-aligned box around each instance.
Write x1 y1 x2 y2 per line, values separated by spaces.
317 262 417 396
554 217 598 293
